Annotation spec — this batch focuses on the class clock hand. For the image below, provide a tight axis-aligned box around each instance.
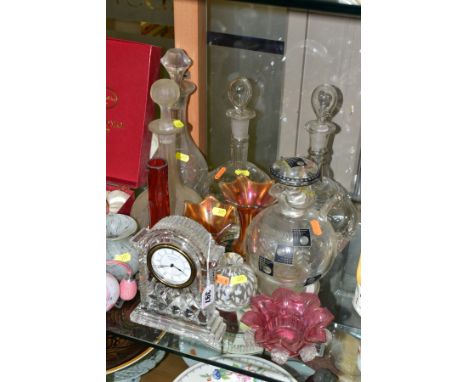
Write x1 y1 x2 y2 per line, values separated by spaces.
172 264 187 276
159 263 187 276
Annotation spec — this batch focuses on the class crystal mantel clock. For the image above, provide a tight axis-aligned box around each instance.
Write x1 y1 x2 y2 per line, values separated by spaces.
130 215 227 348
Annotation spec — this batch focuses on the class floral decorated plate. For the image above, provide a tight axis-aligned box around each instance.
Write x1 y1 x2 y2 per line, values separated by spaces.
173 354 297 382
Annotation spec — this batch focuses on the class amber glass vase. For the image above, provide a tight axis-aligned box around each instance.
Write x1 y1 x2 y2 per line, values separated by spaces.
219 176 275 257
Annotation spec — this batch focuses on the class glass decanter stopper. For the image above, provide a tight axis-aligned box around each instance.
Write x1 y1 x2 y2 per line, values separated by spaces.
305 84 358 252
202 77 271 201
246 156 338 296
161 48 208 195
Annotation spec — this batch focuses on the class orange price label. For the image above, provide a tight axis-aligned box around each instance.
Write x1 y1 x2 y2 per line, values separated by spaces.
216 274 230 285
310 220 322 236
214 167 226 180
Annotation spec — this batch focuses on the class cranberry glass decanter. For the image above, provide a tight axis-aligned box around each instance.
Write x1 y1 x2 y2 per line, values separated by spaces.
305 84 358 252
246 157 338 296
161 48 208 195
202 77 270 201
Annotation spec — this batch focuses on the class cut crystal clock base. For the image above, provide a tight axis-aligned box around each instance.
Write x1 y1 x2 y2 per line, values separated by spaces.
130 303 227 349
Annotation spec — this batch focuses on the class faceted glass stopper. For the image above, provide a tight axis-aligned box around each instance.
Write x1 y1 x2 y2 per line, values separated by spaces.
160 48 192 84
150 79 180 109
311 84 342 121
228 77 252 112
226 77 256 121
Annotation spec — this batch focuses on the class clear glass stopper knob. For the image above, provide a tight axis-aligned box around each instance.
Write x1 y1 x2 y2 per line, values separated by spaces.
228 77 253 112
150 79 180 110
160 48 192 85
226 77 256 122
311 84 342 121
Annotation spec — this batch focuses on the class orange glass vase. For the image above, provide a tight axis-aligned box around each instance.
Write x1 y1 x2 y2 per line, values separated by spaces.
219 176 276 257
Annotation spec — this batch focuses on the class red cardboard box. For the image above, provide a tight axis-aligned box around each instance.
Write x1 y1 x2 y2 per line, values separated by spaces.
106 38 161 214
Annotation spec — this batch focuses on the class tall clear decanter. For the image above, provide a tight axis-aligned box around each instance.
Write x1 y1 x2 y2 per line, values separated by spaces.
305 84 358 252
246 157 338 296
147 79 201 215
160 48 208 195
202 77 270 201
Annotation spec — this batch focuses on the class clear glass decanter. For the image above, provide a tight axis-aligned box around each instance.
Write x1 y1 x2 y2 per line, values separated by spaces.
305 84 358 252
246 157 338 296
134 80 201 226
202 77 270 201
160 48 208 195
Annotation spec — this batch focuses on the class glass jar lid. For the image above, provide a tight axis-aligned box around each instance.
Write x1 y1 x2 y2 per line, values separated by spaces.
270 157 320 187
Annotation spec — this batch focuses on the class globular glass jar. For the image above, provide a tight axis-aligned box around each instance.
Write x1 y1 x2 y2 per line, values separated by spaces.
160 48 208 195
202 77 270 201
305 84 358 252
246 157 338 296
214 252 257 312
106 214 139 280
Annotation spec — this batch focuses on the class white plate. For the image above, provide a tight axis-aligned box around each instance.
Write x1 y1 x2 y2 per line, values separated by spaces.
179 337 221 367
174 354 297 382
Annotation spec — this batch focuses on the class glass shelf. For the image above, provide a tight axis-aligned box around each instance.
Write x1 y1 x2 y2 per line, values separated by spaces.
107 291 360 381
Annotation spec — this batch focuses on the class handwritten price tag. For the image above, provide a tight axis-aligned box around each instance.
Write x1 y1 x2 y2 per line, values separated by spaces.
201 284 214 309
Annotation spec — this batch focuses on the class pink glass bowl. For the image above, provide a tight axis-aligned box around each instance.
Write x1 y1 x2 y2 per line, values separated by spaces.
241 288 334 363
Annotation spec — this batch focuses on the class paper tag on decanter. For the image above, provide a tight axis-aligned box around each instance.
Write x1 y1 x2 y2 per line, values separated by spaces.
235 169 250 177
176 152 190 162
201 284 215 309
114 252 131 262
274 245 294 265
292 229 311 247
258 256 274 276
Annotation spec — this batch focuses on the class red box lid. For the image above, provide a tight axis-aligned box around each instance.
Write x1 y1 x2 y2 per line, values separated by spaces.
106 38 161 188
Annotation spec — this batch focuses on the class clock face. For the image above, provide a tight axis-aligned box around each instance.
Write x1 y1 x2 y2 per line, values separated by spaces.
148 245 196 288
